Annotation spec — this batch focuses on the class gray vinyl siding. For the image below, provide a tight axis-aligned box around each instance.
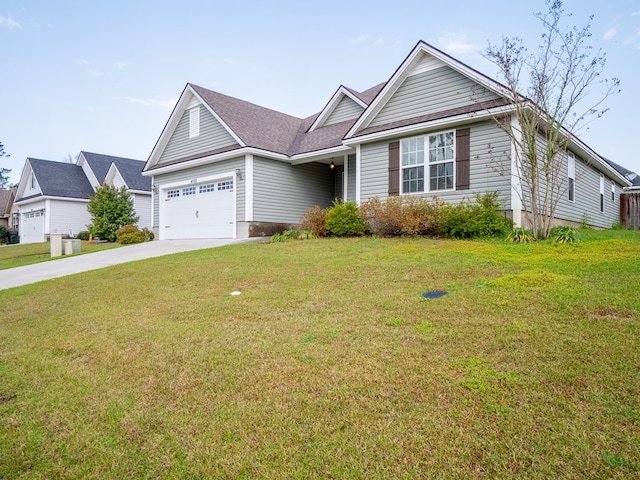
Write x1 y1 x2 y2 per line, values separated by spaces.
253 157 335 223
158 106 237 165
132 193 152 230
151 157 245 228
359 121 511 208
553 153 623 228
48 199 91 236
334 165 344 199
347 154 356 202
324 96 364 126
369 66 500 128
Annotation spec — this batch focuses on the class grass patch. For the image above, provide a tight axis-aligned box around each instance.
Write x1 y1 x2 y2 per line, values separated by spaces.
0 241 122 270
0 231 639 478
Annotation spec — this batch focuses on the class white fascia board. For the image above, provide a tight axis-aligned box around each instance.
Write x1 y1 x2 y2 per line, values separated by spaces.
309 86 368 132
127 189 151 196
14 160 33 201
16 195 90 205
290 145 352 165
143 147 289 176
343 105 515 146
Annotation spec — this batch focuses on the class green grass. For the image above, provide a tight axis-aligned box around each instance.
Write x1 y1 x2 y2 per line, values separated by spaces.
1 230 639 478
0 241 122 270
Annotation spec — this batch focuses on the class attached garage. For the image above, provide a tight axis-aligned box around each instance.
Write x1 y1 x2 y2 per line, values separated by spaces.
20 209 46 244
160 178 235 239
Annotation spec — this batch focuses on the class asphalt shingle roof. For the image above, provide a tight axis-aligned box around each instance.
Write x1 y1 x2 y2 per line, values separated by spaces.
26 158 95 200
0 188 14 216
190 82 386 157
82 151 151 191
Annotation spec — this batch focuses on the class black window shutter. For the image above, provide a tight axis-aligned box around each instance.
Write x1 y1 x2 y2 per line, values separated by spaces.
455 128 470 190
389 141 400 196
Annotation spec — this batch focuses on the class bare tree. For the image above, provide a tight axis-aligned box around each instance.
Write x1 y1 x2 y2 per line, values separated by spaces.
485 0 620 238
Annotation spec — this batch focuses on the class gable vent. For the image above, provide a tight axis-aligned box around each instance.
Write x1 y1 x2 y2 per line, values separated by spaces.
189 106 200 138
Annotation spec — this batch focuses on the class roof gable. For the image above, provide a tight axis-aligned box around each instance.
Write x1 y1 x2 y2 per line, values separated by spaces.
345 41 511 139
16 158 94 201
0 188 15 217
308 86 367 131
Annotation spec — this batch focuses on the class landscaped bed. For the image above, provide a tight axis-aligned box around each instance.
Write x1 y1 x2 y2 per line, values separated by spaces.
0 230 638 478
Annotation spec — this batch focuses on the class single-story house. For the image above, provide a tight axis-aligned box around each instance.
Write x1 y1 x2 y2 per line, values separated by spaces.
14 152 151 243
0 187 16 229
142 40 631 240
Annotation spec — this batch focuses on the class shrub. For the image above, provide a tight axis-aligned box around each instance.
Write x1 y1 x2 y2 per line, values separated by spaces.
359 196 404 236
270 229 315 243
301 206 328 237
0 225 8 244
550 226 576 244
506 227 535 243
76 231 90 241
116 224 150 245
325 200 365 237
87 184 139 242
440 193 512 239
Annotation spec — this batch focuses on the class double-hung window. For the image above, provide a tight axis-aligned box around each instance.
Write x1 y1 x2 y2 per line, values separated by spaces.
599 175 605 213
400 131 454 194
401 137 424 193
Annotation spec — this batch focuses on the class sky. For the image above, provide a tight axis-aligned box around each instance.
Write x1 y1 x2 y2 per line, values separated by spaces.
1 0 639 185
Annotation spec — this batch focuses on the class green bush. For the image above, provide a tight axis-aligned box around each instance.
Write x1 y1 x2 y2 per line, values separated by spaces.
325 200 365 237
550 226 576 244
440 192 512 239
270 229 315 243
76 231 90 241
87 184 139 242
116 224 151 245
301 206 328 238
506 227 535 243
0 225 8 244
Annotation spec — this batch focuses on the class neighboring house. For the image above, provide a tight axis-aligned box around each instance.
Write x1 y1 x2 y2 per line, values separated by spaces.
0 187 16 229
14 152 151 244
142 40 631 240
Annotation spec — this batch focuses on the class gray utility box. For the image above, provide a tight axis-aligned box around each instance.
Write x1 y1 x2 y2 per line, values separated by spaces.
63 239 82 255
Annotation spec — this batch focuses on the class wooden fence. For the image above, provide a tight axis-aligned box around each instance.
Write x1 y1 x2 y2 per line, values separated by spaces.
621 193 640 230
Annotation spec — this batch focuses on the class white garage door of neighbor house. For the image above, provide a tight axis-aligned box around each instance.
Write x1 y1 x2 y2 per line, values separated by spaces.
162 179 234 239
21 210 46 244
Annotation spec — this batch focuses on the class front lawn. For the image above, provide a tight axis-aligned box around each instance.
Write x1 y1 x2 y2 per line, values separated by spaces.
0 231 638 478
0 241 122 270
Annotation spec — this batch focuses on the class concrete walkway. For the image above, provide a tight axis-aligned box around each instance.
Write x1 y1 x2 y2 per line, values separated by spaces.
0 238 263 291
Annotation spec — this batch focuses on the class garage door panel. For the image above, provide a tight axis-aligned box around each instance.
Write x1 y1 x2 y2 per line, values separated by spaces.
161 179 234 239
20 210 45 244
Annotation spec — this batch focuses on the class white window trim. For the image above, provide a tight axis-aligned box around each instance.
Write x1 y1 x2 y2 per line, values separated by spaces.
599 174 605 214
611 181 615 202
567 154 576 203
399 130 456 195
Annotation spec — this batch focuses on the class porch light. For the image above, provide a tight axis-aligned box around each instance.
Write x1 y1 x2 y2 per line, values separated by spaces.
329 161 335 170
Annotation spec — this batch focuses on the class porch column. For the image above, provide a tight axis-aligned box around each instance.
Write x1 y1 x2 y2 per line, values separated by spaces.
510 116 522 228
343 153 348 201
355 144 361 204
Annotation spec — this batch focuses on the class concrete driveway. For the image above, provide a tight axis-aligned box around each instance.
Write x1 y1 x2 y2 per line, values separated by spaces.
0 238 263 291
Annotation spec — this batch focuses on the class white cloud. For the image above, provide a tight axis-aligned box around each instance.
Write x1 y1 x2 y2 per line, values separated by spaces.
88 68 103 78
603 28 617 40
438 32 481 55
350 34 369 44
113 61 131 69
224 58 235 65
632 11 640 16
122 96 176 109
373 37 384 46
0 15 21 29
76 59 89 65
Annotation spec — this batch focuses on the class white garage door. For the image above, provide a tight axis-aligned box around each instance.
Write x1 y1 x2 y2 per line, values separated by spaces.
21 210 46 244
161 179 234 239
